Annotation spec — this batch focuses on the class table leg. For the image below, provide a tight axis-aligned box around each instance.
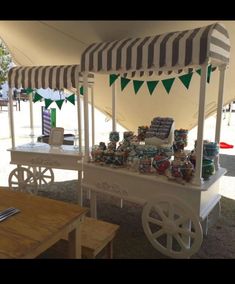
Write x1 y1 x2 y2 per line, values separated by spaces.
78 170 83 206
90 191 97 218
68 225 81 259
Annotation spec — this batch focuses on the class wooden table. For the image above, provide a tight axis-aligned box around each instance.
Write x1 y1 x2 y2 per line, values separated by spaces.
0 187 88 259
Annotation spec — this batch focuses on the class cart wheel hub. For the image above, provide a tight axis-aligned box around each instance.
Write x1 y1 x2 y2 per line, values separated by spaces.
163 220 177 234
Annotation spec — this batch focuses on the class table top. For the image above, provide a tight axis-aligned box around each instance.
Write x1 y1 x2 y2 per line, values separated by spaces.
8 143 83 157
0 188 88 258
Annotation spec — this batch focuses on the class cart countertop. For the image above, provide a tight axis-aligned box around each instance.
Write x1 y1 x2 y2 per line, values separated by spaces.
83 162 227 192
8 143 83 157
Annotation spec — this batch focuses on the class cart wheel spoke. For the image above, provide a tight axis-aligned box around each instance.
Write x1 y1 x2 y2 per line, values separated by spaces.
176 227 196 238
152 228 164 239
174 234 188 251
147 216 163 226
175 216 188 226
154 205 167 221
167 234 173 250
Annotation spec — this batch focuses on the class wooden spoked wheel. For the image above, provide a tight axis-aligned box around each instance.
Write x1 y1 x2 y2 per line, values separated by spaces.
8 167 38 195
28 166 54 187
142 195 203 259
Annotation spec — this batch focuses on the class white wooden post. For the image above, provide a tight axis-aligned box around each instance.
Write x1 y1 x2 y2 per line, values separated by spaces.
91 85 95 146
193 64 208 186
112 81 116 132
29 92 34 138
76 80 83 206
76 81 81 152
83 73 89 161
8 88 15 148
214 64 226 170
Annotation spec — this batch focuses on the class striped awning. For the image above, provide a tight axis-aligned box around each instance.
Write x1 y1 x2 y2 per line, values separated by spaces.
8 65 94 89
81 22 230 74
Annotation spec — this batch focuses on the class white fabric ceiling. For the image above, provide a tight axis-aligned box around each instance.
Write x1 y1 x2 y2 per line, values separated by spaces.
0 20 235 131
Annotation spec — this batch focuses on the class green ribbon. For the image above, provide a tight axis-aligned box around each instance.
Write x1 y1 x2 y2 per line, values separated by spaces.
178 72 193 89
55 99 64 110
133 80 144 94
121 77 131 91
162 78 175 94
146 81 159 95
196 68 201 76
33 93 42 103
109 74 119 86
44 99 53 109
207 64 212 83
67 94 75 105
80 86 84 95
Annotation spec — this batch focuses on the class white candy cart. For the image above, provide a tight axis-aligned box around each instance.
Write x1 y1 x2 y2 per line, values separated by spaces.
7 65 94 202
80 22 230 258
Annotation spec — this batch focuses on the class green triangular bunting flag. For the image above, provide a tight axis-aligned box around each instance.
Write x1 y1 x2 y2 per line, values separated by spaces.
207 64 212 83
162 78 175 94
67 94 75 105
178 73 193 89
146 81 159 95
80 86 83 95
196 68 201 76
109 74 119 86
55 99 64 110
26 88 34 94
133 80 144 94
33 93 42 103
121 77 131 91
45 99 53 109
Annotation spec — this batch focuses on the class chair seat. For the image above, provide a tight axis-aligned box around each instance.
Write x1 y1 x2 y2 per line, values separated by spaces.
38 217 119 259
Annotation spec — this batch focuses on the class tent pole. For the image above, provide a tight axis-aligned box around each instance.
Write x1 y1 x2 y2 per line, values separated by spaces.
29 92 34 139
91 85 95 146
76 79 83 206
112 81 116 132
193 64 208 186
8 88 15 148
76 81 82 153
83 73 89 161
214 64 226 171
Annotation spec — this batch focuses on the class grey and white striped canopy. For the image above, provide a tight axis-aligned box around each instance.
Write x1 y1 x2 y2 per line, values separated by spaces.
8 65 94 89
81 22 230 76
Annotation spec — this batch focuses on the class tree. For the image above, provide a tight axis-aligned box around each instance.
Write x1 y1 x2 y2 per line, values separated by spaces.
0 40 13 85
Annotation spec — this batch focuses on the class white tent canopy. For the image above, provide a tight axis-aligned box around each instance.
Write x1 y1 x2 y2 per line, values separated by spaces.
1 21 234 132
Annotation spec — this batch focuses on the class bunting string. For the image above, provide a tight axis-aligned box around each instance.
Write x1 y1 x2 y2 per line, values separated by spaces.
109 65 214 95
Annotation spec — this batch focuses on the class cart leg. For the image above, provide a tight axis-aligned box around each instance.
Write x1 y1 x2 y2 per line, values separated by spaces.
90 190 97 218
77 171 83 206
201 217 209 236
209 200 221 227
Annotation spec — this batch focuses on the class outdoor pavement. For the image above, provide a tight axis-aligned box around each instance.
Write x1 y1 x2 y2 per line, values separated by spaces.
0 101 235 199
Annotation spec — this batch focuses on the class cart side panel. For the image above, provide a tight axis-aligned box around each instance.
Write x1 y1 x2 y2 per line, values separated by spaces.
83 164 201 214
10 151 82 171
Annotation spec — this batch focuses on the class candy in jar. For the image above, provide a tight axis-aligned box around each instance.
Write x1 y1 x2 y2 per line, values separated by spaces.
139 157 152 174
109 131 120 142
152 155 170 175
